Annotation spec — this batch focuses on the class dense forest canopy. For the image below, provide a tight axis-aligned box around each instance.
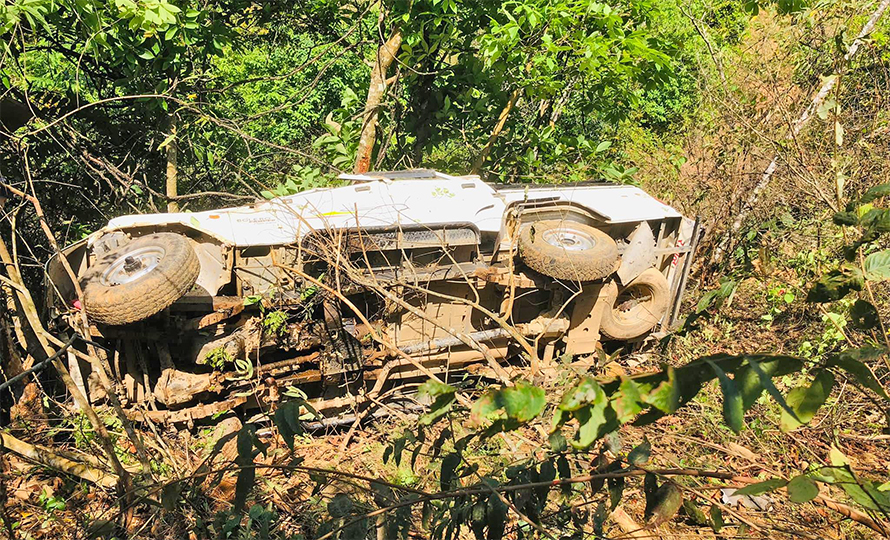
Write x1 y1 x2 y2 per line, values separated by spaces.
0 0 762 243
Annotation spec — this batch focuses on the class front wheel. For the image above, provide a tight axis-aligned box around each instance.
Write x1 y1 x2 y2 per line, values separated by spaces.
82 233 200 325
518 220 618 281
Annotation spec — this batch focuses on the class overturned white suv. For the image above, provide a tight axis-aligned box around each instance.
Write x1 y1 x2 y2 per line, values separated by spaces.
48 170 699 424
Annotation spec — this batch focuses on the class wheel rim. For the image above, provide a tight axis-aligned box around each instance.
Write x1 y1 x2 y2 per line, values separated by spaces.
614 284 655 320
100 246 166 286
540 226 596 251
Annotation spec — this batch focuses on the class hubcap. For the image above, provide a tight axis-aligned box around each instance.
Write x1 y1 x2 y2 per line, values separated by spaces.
541 227 596 251
101 246 165 286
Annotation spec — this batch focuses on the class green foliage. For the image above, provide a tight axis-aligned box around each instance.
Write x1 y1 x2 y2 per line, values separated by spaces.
38 490 66 513
779 370 834 432
262 310 288 336
260 166 328 199
417 380 457 426
470 381 546 433
312 88 362 171
205 346 233 370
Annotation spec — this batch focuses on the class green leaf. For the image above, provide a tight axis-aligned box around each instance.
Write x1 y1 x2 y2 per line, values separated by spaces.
735 356 803 410
486 493 508 540
646 483 682 526
832 211 859 226
548 431 567 452
709 505 724 533
572 402 610 449
780 370 834 432
860 183 890 203
589 452 609 494
708 360 744 433
559 376 602 412
786 475 819 503
86 520 116 539
440 453 461 491
746 358 800 422
273 400 306 450
860 208 890 233
594 141 611 153
627 437 650 466
157 133 176 151
643 366 679 413
807 267 864 302
850 299 879 329
593 502 607 536
828 350 890 402
234 458 255 511
811 466 890 511
612 377 644 423
161 480 182 511
864 250 890 281
608 475 625 511
471 382 546 431
190 216 200 227
418 380 456 425
734 478 787 496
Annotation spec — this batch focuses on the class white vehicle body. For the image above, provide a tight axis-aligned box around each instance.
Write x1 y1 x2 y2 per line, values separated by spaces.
104 171 682 249
47 170 699 424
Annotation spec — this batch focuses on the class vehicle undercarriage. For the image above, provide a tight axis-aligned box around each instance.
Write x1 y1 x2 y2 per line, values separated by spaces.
45 171 700 426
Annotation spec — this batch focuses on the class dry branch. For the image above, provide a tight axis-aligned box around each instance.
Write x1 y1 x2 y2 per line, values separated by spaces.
0 432 120 489
0 234 130 490
714 0 890 264
471 88 522 175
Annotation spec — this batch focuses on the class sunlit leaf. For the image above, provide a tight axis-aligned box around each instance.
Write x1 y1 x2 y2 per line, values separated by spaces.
780 370 834 432
864 250 890 281
786 475 819 503
708 360 743 433
417 380 456 425
746 358 800 422
734 478 787 496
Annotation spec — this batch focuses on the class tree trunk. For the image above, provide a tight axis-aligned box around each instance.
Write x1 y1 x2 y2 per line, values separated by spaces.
470 88 522 175
354 30 403 174
165 113 179 213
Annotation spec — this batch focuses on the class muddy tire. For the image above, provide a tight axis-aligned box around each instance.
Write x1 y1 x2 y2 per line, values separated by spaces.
82 233 200 326
600 268 670 340
518 220 618 281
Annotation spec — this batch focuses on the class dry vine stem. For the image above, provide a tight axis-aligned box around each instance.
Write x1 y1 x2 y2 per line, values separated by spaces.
713 0 890 264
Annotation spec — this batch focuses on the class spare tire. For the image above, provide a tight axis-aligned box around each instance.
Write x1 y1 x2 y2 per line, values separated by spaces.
600 268 670 340
82 233 200 325
518 220 618 281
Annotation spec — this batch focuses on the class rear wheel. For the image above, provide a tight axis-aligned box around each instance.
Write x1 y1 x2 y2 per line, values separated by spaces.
518 220 618 281
82 233 200 325
600 268 670 340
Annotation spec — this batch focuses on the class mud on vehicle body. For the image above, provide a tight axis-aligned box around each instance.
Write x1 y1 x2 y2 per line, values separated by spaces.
46 170 700 426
